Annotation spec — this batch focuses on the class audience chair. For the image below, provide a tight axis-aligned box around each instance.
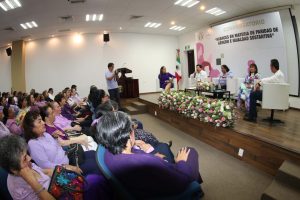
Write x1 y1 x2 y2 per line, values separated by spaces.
262 83 290 124
0 168 13 200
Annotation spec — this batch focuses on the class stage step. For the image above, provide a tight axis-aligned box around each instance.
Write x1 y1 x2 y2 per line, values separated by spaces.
261 161 300 200
276 160 300 190
123 105 144 115
131 101 147 113
261 180 300 200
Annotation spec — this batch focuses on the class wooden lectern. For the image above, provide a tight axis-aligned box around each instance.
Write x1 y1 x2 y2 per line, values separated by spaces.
117 68 139 98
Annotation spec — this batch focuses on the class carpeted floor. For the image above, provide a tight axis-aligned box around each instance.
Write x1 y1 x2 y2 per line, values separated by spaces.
132 113 273 200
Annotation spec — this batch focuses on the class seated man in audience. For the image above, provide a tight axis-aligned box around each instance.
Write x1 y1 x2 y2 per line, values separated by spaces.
244 59 285 122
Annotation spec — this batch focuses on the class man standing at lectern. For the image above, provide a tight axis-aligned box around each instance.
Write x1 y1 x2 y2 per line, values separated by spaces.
105 62 120 107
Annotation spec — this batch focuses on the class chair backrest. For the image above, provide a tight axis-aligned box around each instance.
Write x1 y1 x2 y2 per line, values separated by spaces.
262 83 290 110
0 168 13 200
96 146 202 200
226 78 238 94
96 146 134 200
188 77 196 88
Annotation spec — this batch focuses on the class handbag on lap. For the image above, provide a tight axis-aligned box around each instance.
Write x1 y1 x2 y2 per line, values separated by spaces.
48 165 87 200
66 143 85 166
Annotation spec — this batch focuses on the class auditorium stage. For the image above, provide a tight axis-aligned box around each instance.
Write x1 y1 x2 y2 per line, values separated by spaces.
138 93 300 175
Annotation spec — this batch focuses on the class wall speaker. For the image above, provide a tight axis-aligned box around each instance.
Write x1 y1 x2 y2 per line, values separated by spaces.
103 33 110 42
6 47 12 56
216 58 221 65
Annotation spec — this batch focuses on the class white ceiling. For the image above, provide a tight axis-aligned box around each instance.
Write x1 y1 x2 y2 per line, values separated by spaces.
0 0 299 47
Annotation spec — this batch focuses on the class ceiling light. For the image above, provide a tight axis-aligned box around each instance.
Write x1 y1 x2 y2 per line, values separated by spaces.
144 22 162 29
99 14 103 21
0 0 21 11
119 27 122 30
85 14 103 22
187 1 199 7
174 0 200 8
205 7 226 16
200 5 205 10
20 21 38 30
174 0 184 4
171 21 175 25
169 25 186 31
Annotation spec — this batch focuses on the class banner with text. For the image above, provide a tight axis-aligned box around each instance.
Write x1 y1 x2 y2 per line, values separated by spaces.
195 12 288 82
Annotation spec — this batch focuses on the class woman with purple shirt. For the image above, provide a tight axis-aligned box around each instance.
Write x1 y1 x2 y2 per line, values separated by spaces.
96 111 203 199
158 66 175 93
23 111 101 176
40 105 97 151
0 135 111 200
3 106 23 135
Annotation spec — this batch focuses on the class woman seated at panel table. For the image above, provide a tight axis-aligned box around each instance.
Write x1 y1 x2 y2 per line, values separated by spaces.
158 66 175 93
217 64 234 90
95 111 204 199
0 135 110 200
237 63 261 111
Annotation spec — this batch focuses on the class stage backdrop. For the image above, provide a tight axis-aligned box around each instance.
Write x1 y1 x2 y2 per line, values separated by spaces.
194 11 298 95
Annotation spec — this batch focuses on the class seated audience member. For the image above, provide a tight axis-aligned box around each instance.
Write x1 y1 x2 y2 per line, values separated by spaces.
54 93 91 128
89 89 109 120
48 88 54 101
0 135 109 200
96 111 203 198
87 85 99 114
190 64 208 82
40 105 97 151
95 100 173 159
0 135 56 200
237 63 261 111
23 111 100 176
244 59 285 122
16 96 30 125
55 93 77 120
34 93 47 108
26 94 39 112
3 106 23 135
30 89 36 95
7 96 20 115
0 97 6 107
42 90 52 102
217 64 233 90
0 106 11 138
158 66 175 93
51 101 82 132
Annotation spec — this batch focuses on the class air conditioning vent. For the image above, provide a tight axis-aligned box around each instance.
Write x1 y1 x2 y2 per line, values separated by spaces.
3 27 15 31
21 35 31 39
129 15 144 20
59 15 73 22
58 29 71 32
68 0 85 3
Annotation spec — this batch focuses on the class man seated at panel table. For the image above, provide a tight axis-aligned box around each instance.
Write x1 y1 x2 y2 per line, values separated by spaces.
190 64 208 82
244 59 285 122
